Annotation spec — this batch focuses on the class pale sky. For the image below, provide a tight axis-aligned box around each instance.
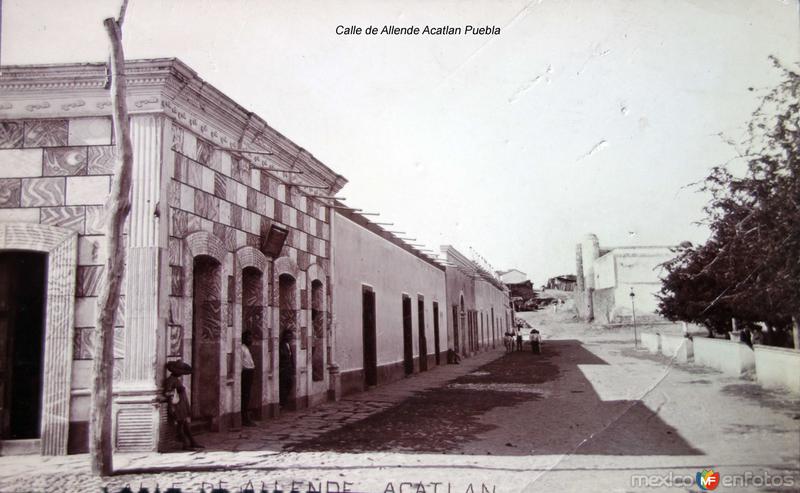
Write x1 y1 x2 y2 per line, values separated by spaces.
3 0 798 285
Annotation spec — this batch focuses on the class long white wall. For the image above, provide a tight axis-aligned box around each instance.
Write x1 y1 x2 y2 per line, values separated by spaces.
474 277 510 347
332 214 447 373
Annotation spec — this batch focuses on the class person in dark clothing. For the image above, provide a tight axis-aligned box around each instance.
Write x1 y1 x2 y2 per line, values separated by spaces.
529 328 541 354
241 330 256 426
446 348 461 364
163 361 203 451
279 330 295 408
740 328 753 348
516 329 523 351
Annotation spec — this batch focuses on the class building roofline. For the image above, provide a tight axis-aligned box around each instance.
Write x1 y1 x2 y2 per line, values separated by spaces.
0 58 348 193
334 207 444 271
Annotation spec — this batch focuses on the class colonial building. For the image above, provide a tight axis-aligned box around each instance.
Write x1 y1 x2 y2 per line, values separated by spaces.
575 233 674 324
0 59 346 454
545 275 576 291
441 246 512 356
331 209 447 396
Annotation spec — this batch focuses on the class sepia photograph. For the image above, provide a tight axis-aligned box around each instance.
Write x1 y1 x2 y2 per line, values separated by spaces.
0 1 798 491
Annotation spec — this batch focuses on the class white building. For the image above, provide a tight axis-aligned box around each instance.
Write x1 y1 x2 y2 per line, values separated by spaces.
575 234 675 324
496 269 528 285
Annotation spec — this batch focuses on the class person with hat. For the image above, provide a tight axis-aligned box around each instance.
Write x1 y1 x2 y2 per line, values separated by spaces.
164 361 204 451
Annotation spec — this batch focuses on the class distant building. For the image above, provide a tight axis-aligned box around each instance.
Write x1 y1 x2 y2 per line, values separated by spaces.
505 280 537 311
575 234 674 324
443 246 512 355
545 275 577 291
496 268 527 284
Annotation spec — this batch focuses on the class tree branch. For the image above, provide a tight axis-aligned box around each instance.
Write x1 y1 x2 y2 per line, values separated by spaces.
90 15 133 477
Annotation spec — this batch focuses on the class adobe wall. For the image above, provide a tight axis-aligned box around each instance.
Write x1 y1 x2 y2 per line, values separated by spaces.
332 213 447 396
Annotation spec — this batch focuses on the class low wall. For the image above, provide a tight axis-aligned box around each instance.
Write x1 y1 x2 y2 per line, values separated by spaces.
660 334 693 363
754 346 800 394
641 333 660 354
693 337 754 377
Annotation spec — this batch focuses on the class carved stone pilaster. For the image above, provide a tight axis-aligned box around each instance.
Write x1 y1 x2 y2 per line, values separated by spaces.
0 223 77 455
116 115 167 452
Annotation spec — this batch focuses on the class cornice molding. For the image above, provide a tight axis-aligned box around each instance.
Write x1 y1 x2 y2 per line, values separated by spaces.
0 58 347 194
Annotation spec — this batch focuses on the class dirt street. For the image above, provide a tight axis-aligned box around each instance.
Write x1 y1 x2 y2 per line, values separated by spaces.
0 308 798 492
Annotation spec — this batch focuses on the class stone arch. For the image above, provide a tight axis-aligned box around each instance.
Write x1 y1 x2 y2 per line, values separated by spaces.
235 246 268 275
0 222 77 455
185 231 226 265
273 255 302 409
307 263 327 384
274 255 300 280
233 246 269 421
181 230 228 430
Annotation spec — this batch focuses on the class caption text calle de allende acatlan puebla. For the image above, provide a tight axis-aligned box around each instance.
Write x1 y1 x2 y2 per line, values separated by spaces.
336 24 502 36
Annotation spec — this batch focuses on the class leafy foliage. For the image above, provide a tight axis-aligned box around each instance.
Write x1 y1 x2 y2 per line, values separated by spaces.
658 57 799 339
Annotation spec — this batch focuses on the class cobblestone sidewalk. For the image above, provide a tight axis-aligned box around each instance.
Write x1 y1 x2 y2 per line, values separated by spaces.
192 349 503 454
0 348 506 481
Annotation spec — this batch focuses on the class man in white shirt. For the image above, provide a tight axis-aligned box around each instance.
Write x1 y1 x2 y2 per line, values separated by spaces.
241 330 256 426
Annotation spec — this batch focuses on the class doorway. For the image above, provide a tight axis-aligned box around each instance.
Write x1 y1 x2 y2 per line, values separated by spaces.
362 286 377 387
0 252 46 440
452 305 459 355
278 274 297 408
311 280 324 382
432 302 440 365
242 267 263 419
417 296 427 372
402 295 413 375
191 256 222 427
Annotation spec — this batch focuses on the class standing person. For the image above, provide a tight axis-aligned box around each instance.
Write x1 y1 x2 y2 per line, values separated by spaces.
241 330 256 426
516 328 523 352
163 361 203 451
279 329 296 409
529 328 541 354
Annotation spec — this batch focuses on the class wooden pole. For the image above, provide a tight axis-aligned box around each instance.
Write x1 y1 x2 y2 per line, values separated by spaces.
90 16 133 476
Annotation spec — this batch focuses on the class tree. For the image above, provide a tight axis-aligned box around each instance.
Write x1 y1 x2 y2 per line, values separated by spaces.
658 57 799 347
91 1 133 476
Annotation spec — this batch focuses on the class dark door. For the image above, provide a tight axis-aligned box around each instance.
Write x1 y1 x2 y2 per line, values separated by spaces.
467 311 474 352
278 274 297 408
417 297 427 372
362 287 377 387
192 256 222 424
491 307 495 348
433 302 440 365
0 252 46 440
452 305 459 354
402 295 413 375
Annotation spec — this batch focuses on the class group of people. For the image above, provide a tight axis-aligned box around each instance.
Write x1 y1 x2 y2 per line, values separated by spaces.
163 329 297 451
504 329 524 352
504 323 542 354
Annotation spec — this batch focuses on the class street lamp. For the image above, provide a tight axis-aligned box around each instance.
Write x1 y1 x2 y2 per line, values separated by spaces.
630 287 638 348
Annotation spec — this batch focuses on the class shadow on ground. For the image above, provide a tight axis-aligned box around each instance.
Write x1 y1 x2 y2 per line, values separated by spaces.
289 340 703 456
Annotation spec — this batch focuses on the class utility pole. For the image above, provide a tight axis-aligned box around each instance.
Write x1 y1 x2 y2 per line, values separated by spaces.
91 0 132 476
